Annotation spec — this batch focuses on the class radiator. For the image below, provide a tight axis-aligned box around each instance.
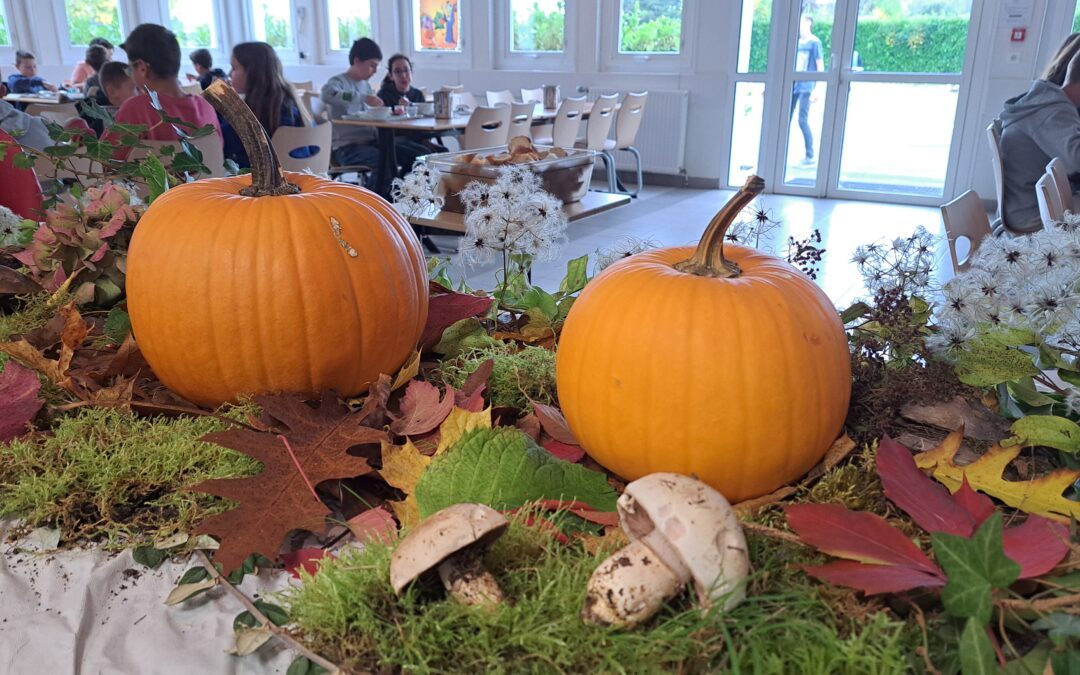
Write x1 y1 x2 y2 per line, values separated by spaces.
588 89 688 175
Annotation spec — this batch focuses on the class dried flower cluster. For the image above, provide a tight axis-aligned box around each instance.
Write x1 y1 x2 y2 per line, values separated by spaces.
850 227 935 298
594 235 659 271
0 205 25 247
390 162 444 217
786 229 825 280
725 204 781 250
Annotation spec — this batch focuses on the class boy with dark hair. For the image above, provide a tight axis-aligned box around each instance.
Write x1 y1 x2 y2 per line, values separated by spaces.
0 67 53 150
321 37 385 168
7 51 58 94
108 23 220 145
187 48 227 90
100 61 136 108
81 45 111 104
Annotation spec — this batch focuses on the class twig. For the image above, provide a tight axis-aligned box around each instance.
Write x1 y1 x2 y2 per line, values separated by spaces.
739 521 805 545
195 550 342 674
996 591 1080 614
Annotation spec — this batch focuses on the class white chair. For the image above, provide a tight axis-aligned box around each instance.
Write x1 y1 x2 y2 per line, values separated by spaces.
461 105 511 150
603 91 648 197
507 101 535 139
940 190 993 273
289 80 314 93
135 134 226 178
521 87 544 104
986 119 1014 235
532 96 586 148
439 84 464 92
1046 157 1074 213
574 93 619 192
486 90 513 107
180 82 203 95
25 102 80 125
1036 173 1062 230
271 122 333 174
451 91 478 112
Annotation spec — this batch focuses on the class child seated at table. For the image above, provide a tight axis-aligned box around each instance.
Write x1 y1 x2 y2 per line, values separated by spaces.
105 24 220 150
376 54 446 175
0 67 53 151
7 51 58 95
186 49 227 91
80 46 111 106
321 37 384 170
100 61 136 108
69 37 114 86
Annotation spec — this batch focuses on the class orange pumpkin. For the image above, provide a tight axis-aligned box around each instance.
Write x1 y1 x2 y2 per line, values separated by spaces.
126 81 427 407
556 177 850 503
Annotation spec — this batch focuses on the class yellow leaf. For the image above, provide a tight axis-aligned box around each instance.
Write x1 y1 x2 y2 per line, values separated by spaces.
915 429 1080 523
391 350 421 391
379 439 431 495
436 406 492 455
391 495 422 530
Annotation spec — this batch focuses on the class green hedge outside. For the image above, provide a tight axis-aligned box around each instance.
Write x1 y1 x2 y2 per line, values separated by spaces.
747 16 968 74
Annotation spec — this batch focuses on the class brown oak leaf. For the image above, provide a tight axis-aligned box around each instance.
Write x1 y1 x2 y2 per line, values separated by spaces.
0 302 89 394
389 379 455 436
191 391 388 574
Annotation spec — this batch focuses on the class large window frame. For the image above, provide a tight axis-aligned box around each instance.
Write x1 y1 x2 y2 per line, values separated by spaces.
599 0 695 73
243 0 300 64
50 0 128 65
159 0 225 52
315 0 378 67
494 0 575 71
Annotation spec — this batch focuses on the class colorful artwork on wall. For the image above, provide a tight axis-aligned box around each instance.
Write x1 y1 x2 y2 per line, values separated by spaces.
415 0 461 51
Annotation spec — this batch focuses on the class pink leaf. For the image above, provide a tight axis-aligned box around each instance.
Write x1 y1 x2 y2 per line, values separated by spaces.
530 499 620 527
1003 515 1070 579
346 506 398 545
281 548 332 579
953 476 996 527
876 435 975 537
0 362 43 442
529 400 578 445
420 292 493 349
89 243 108 263
454 386 486 412
542 438 585 462
786 503 944 577
802 560 947 595
389 380 454 436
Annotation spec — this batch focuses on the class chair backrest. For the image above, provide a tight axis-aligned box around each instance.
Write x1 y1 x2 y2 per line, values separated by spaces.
0 129 44 220
521 87 544 104
986 119 1005 226
940 189 992 273
583 93 618 151
1046 157 1074 213
549 96 586 148
25 102 80 125
180 82 204 95
271 121 333 174
1036 172 1063 229
508 101 535 139
462 105 511 150
135 133 226 178
452 91 478 112
290 80 314 92
486 90 514 107
439 84 464 92
614 91 648 150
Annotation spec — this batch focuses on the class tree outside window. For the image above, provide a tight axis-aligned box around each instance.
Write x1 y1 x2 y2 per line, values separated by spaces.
511 0 564 53
328 0 371 51
252 0 292 49
169 0 214 48
0 10 9 46
65 0 123 46
619 0 682 54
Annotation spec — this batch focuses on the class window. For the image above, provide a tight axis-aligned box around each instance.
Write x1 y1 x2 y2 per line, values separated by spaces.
328 0 372 51
619 0 682 54
510 0 564 52
65 0 123 46
251 0 293 50
0 6 9 46
738 0 771 73
168 0 216 48
414 0 462 52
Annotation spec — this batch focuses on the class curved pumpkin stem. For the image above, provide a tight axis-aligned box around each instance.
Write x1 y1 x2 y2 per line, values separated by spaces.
674 175 765 278
201 79 300 198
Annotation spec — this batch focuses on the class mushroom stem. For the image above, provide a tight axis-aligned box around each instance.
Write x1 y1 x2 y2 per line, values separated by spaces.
581 539 688 628
437 548 504 608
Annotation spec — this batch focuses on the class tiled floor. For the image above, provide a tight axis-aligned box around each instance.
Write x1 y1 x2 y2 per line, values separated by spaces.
423 186 949 308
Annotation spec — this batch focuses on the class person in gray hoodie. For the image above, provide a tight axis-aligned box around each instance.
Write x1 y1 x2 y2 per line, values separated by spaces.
320 38 385 170
0 70 53 151
1000 43 1080 232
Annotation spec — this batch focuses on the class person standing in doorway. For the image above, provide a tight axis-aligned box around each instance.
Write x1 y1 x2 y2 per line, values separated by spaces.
791 15 823 165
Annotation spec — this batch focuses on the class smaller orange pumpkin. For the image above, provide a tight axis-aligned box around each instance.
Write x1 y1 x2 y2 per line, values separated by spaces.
556 177 851 503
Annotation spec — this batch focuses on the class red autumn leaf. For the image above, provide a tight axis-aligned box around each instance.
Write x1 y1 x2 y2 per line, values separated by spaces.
786 503 944 576
346 506 398 545
1002 515 1070 579
419 292 494 349
0 362 43 441
516 413 542 441
531 499 620 527
802 560 947 595
529 400 578 445
389 380 455 436
454 386 486 412
876 435 975 537
461 359 493 396
281 548 333 579
543 438 585 462
953 476 996 527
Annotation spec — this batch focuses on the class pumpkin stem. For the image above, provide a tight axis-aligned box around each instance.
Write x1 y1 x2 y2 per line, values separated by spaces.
674 175 765 278
201 79 300 197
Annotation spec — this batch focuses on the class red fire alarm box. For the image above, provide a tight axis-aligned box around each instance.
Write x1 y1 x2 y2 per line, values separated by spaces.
1011 27 1026 42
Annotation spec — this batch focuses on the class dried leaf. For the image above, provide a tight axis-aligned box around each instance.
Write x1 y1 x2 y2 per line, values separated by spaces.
530 400 578 445
914 429 1080 523
1001 514 1071 579
461 359 493 396
877 436 976 537
579 526 630 556
801 560 947 595
391 350 421 391
380 438 431 529
164 578 217 605
1002 415 1080 455
542 438 585 462
191 392 385 574
515 413 542 441
454 386 486 412
435 406 492 454
153 532 190 550
389 380 455 436
0 361 43 441
0 266 43 295
346 506 398 545
420 291 493 349
733 486 799 515
805 434 857 481
230 627 273 656
0 302 90 394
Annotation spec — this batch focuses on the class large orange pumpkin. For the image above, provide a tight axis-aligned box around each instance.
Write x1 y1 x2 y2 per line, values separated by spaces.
556 177 850 503
126 81 427 407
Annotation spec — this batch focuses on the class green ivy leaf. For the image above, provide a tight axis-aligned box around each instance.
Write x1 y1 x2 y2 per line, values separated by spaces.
931 513 1020 623
558 254 589 295
1001 415 1080 455
1033 613 1080 647
1051 650 1080 675
103 307 132 344
432 318 499 358
286 656 328 675
139 153 170 203
178 567 210 585
415 427 618 518
959 617 998 675
132 546 170 569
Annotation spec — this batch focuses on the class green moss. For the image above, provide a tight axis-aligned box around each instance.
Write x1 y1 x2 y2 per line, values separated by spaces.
0 291 65 343
285 519 916 674
0 406 260 547
436 343 557 410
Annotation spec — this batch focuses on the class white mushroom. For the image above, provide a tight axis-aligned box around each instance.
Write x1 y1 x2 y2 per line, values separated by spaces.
582 473 750 628
390 503 509 607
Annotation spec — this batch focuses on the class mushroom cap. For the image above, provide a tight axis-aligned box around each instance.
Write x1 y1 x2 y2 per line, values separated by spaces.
617 473 750 610
390 503 509 594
